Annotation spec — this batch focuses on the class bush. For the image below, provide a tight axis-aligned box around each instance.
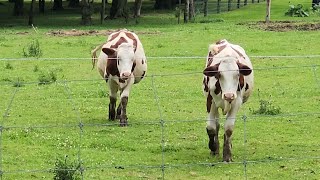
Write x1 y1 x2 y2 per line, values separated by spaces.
285 4 309 17
38 70 57 85
250 99 281 115
23 39 43 58
53 155 81 180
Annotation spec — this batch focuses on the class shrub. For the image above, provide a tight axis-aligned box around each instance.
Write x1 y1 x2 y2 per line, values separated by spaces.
38 70 57 85
250 99 281 115
53 155 81 180
23 39 42 58
285 4 309 17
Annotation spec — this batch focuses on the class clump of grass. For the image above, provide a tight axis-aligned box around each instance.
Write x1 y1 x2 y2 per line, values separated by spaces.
23 39 42 58
5 62 13 69
53 155 81 180
250 99 281 115
38 70 57 85
33 65 39 72
12 78 24 87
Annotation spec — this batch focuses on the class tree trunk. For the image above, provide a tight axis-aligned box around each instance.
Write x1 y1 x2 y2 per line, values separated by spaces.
39 0 45 13
110 0 128 19
13 0 24 16
188 0 194 22
28 0 35 25
68 0 80 7
154 0 175 9
204 0 208 17
81 0 93 25
52 0 64 10
134 0 142 17
184 0 189 23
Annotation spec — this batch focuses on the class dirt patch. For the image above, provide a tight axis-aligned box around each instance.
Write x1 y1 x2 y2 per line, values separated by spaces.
241 21 320 32
45 29 161 36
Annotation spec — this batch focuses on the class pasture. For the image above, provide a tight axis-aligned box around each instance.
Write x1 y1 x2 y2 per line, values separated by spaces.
1 0 320 179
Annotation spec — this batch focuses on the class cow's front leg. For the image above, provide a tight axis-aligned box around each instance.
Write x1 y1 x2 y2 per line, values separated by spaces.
207 102 220 156
223 100 241 162
119 96 128 127
108 80 118 121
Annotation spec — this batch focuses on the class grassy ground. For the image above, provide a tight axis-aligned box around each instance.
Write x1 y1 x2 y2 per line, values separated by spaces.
1 0 320 179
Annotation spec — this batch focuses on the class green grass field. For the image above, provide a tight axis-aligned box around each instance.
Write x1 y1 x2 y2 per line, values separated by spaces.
1 0 320 179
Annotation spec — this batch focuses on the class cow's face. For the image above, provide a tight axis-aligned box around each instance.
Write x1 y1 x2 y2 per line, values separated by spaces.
203 57 252 103
102 43 135 81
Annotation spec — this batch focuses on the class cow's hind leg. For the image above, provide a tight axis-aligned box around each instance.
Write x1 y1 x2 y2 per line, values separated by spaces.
207 105 220 156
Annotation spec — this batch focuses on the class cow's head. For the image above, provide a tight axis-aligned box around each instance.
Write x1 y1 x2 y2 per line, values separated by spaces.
203 57 252 103
102 43 135 81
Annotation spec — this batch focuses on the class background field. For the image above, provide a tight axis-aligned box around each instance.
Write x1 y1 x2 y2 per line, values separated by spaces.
1 0 320 179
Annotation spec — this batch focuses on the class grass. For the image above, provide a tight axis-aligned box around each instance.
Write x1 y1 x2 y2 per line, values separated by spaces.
0 0 320 179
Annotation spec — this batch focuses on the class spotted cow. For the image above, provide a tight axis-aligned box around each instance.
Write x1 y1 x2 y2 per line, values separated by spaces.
91 29 147 126
202 39 254 162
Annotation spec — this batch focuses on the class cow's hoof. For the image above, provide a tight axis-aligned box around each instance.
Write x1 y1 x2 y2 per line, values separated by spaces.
119 119 128 127
210 151 219 157
223 157 232 163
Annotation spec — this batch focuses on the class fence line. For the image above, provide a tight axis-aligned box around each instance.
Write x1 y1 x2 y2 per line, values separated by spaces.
1 55 320 61
0 58 320 179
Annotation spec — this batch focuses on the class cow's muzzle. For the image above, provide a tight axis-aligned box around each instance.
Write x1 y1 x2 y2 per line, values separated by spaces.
120 72 131 81
223 93 235 103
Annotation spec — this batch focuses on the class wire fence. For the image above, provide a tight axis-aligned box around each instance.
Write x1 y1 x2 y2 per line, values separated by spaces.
1 56 320 179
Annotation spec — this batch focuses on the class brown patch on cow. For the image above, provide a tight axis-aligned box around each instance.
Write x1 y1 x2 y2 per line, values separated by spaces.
230 46 245 59
106 54 120 77
207 52 214 67
215 39 227 45
141 71 146 79
237 75 244 91
214 80 221 95
131 62 136 72
125 32 138 52
141 59 144 64
225 129 233 137
109 31 121 42
245 83 249 91
203 77 209 92
110 37 128 49
206 92 213 113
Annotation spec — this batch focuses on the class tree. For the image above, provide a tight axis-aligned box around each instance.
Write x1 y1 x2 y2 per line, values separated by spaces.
28 0 35 25
134 0 142 17
81 0 93 25
154 0 176 9
39 0 45 13
68 0 80 8
184 0 194 23
110 0 128 19
13 0 24 16
52 0 64 10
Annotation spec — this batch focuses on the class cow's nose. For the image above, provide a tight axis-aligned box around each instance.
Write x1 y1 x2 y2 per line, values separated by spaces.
224 93 235 103
121 72 131 80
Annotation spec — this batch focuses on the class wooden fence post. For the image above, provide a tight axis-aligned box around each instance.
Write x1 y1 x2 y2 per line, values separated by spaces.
265 0 271 23
237 0 240 8
217 0 221 14
228 0 231 11
244 0 248 6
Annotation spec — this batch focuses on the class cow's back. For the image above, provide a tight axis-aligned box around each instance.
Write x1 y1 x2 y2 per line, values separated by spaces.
97 30 147 84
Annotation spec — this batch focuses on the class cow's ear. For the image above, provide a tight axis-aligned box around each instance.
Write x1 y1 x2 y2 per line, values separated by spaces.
237 62 252 76
203 63 220 77
102 48 117 56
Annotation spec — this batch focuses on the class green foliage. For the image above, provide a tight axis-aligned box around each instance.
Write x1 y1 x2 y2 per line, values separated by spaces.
250 99 281 115
53 155 81 180
285 4 309 17
23 39 42 58
311 4 320 16
38 70 57 85
33 65 39 72
5 62 13 69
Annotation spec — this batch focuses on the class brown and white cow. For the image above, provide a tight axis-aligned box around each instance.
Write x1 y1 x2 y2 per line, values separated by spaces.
202 39 254 162
91 29 147 126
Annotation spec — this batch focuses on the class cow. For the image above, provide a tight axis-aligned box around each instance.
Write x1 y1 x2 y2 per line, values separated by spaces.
91 29 147 126
202 39 254 162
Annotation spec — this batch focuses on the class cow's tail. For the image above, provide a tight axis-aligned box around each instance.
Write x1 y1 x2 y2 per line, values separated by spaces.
91 43 105 70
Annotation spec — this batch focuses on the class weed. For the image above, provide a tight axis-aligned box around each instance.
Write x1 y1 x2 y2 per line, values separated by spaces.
53 155 81 180
250 99 281 115
23 39 42 58
5 62 13 69
38 70 57 85
33 65 39 72
12 78 24 87
285 4 309 17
